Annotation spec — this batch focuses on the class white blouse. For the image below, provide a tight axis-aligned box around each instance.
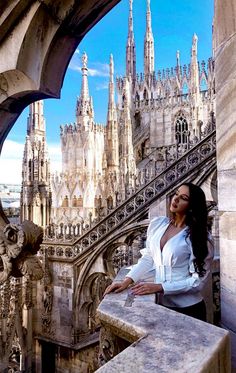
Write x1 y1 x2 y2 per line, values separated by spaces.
127 216 214 308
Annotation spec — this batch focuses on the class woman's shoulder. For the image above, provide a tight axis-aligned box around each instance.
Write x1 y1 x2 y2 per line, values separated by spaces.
148 216 169 233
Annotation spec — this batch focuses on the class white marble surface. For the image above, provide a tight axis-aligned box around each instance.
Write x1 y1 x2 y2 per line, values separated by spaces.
96 270 230 373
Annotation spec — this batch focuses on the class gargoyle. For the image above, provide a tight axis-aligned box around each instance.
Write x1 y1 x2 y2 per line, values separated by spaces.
0 220 44 284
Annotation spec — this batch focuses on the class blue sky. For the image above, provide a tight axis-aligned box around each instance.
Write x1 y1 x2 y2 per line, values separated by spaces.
0 0 214 184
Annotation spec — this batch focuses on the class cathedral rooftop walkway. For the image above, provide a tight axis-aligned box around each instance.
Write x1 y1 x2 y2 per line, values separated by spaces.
42 125 216 262
96 268 230 373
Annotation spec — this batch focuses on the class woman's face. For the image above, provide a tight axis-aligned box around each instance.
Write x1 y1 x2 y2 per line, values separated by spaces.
170 185 190 215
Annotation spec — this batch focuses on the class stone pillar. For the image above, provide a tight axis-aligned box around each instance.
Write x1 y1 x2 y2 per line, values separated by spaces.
214 0 236 366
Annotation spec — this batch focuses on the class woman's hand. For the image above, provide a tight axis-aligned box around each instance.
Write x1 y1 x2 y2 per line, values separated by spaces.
130 282 163 295
104 277 133 296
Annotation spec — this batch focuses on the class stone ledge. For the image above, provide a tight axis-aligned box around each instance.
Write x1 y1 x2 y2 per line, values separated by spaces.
96 270 230 373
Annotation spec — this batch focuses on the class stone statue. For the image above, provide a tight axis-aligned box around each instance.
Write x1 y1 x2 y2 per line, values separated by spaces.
0 220 44 284
42 285 53 314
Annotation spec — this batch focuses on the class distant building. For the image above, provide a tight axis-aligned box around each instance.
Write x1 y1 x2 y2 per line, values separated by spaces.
0 183 21 223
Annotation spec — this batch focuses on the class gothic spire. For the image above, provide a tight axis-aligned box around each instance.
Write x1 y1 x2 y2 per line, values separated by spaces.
126 0 136 81
120 77 136 178
81 52 89 101
176 50 181 81
21 100 51 227
108 54 115 113
144 0 154 77
76 52 94 126
105 54 119 171
190 33 200 95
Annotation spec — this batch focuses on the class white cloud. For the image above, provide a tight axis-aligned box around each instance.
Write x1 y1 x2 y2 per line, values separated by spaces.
68 52 110 77
0 140 24 184
0 140 24 160
88 64 109 77
47 143 62 174
0 158 22 184
96 82 109 90
0 140 62 184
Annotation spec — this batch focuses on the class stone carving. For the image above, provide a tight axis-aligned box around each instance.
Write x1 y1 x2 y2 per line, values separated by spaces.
0 220 44 284
99 326 120 365
41 252 54 336
99 325 129 366
212 272 221 326
42 285 53 313
111 231 146 274
89 274 111 332
8 334 21 373
0 278 26 372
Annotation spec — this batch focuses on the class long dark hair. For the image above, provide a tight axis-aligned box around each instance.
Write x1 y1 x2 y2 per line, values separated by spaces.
180 182 208 277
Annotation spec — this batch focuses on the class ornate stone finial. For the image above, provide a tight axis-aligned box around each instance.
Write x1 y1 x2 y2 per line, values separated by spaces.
110 54 114 77
128 0 133 30
193 33 198 44
176 50 180 65
192 33 198 56
146 0 151 29
76 51 93 121
81 52 88 68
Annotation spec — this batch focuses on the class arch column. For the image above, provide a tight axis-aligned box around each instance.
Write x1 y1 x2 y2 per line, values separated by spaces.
214 0 236 366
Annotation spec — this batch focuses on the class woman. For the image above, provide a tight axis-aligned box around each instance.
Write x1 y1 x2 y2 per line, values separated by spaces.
104 183 214 322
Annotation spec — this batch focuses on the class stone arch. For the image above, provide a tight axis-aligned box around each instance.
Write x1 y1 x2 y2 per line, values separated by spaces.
75 222 147 334
76 272 111 334
73 221 149 315
103 241 129 277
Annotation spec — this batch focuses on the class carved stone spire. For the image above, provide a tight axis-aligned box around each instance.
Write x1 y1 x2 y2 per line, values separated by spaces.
176 50 181 82
190 33 200 95
126 0 136 81
27 100 45 136
21 100 51 227
190 34 201 136
105 55 119 171
120 78 136 179
109 55 114 104
76 52 94 126
81 52 89 101
176 50 180 70
107 54 116 121
144 0 154 77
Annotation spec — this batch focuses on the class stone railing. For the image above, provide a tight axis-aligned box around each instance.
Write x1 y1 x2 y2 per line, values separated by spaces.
134 90 211 111
41 127 216 261
96 268 230 373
